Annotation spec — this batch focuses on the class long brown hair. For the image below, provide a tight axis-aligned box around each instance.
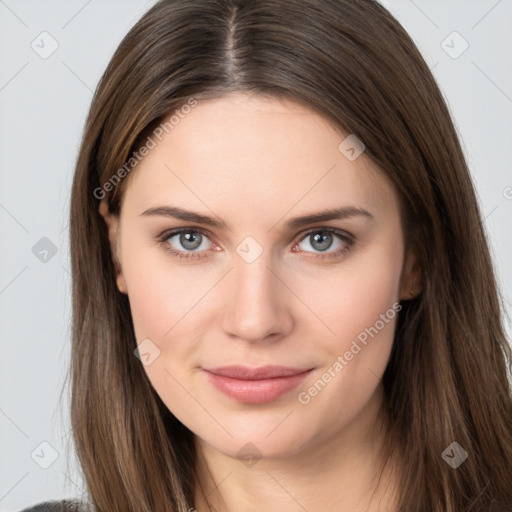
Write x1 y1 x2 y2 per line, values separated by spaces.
68 0 512 510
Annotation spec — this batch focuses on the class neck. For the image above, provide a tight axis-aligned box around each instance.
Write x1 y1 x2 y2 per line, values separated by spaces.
192 383 399 512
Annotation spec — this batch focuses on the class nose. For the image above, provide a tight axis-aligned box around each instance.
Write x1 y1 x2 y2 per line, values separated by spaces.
220 254 294 344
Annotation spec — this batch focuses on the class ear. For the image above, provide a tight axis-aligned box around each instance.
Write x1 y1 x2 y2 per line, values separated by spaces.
99 199 128 294
399 249 422 300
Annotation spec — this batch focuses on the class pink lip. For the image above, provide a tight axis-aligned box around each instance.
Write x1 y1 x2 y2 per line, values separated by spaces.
203 365 313 404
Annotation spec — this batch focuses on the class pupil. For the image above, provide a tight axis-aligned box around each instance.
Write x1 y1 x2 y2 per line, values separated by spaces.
181 232 201 250
312 232 332 252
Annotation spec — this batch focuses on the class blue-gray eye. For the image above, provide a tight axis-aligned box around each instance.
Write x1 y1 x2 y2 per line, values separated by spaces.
168 231 209 252
297 230 349 254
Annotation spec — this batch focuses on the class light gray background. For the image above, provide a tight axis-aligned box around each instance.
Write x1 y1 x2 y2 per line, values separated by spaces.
0 1 511 510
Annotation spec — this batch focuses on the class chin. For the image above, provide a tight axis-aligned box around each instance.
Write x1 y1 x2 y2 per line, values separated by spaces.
194 414 317 462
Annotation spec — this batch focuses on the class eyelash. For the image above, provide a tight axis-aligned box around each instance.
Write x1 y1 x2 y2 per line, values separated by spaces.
157 227 354 261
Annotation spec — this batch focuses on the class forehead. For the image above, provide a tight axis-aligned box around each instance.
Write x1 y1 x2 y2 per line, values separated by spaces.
121 93 398 224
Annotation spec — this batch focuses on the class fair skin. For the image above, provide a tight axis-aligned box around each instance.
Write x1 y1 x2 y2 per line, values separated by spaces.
100 93 421 512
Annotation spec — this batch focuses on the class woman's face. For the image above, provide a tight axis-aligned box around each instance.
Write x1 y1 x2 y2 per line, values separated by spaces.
103 93 417 461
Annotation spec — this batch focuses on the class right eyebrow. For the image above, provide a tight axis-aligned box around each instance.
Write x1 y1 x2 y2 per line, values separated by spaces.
140 206 228 229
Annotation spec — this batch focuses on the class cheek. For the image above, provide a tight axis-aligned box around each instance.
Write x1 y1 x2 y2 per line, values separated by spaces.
300 238 403 348
124 267 176 343
295 240 403 407
295 242 403 420
121 244 210 344
120 247 210 418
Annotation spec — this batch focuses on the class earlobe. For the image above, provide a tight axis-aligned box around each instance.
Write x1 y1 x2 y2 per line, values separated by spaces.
98 200 128 294
400 250 422 300
116 273 128 294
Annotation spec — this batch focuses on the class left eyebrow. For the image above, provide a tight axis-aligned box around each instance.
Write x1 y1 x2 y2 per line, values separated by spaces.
283 206 374 230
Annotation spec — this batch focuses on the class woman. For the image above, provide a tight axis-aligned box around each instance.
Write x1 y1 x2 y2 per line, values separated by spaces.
22 0 512 510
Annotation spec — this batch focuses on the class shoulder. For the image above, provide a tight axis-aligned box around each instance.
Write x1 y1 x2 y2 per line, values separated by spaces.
19 500 90 512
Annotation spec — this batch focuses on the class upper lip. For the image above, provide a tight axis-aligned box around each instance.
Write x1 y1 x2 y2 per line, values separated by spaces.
203 365 312 380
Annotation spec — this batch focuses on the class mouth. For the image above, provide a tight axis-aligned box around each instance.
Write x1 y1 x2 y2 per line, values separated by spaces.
202 365 314 404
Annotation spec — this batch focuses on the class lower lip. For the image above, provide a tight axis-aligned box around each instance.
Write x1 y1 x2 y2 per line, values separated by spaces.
203 369 313 404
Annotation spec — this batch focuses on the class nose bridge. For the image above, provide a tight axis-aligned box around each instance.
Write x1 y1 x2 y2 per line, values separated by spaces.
221 247 292 343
